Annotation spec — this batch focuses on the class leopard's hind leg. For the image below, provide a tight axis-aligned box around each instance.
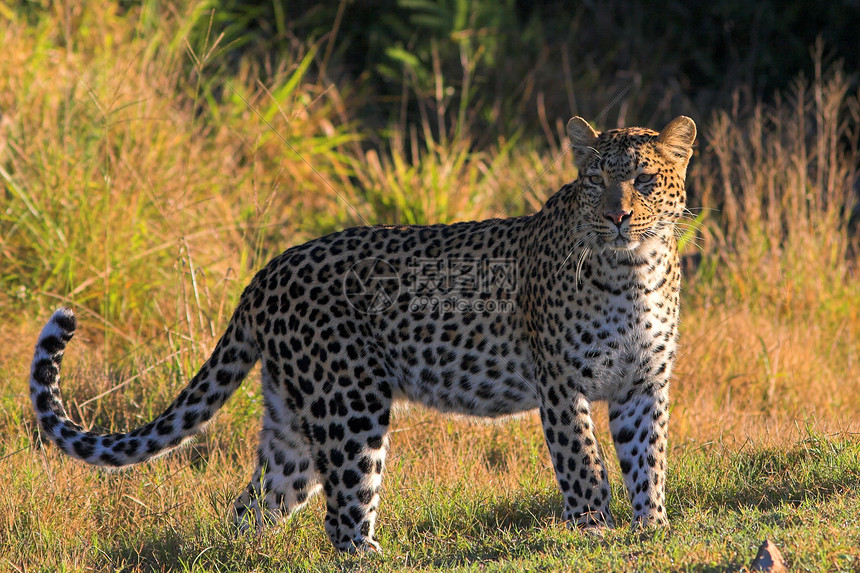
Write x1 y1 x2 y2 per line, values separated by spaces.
232 423 322 531
318 358 393 553
232 367 321 531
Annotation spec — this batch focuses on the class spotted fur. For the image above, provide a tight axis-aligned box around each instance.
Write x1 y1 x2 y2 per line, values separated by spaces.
29 116 696 553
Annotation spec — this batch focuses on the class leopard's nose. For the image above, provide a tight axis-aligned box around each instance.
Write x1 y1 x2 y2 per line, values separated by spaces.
604 210 632 227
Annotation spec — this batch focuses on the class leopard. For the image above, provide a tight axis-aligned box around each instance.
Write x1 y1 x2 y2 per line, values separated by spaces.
29 115 696 554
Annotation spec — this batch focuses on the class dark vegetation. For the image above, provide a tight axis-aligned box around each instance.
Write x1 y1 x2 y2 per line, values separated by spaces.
175 0 860 138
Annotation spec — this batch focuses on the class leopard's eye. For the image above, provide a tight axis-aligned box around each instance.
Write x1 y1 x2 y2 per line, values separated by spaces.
635 173 656 185
586 174 604 186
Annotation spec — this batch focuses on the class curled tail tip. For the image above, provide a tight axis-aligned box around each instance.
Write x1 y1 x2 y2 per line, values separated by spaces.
50 307 77 334
38 308 77 349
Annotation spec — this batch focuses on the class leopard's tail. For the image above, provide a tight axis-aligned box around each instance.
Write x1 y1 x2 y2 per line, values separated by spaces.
29 307 258 466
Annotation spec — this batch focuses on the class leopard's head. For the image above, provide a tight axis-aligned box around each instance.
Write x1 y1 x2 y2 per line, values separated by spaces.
566 115 696 251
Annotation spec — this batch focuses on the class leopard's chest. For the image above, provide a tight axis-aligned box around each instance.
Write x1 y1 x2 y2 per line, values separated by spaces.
549 259 679 401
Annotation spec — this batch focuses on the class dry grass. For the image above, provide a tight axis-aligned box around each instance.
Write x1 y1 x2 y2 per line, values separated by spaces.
1 2 860 571
674 58 860 443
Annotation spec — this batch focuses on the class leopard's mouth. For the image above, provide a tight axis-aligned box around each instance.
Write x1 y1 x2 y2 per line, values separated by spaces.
601 228 638 250
608 237 640 251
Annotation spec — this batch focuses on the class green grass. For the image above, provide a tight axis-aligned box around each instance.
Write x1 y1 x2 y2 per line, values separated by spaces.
3 398 859 571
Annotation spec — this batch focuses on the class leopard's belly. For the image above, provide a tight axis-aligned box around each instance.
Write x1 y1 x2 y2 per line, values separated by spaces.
384 312 539 417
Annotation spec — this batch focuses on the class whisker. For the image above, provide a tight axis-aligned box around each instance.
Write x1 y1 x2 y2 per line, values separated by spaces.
574 246 591 290
555 231 592 277
556 249 577 277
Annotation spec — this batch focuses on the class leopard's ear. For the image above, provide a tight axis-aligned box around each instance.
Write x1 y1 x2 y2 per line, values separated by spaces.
657 116 696 166
567 117 600 170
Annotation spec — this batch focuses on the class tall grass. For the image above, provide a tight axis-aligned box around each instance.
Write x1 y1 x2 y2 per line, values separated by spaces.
673 56 860 440
694 57 859 311
0 2 361 341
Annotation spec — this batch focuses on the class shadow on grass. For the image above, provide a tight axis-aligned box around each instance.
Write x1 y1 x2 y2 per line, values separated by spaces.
395 489 671 568
671 436 860 516
95 524 318 572
98 529 195 572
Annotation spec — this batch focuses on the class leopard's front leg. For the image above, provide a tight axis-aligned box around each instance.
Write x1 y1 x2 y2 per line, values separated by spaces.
538 384 615 529
609 385 670 528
